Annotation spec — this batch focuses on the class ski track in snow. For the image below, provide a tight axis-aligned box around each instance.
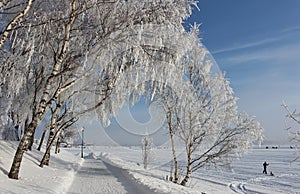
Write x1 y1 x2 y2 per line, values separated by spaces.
67 158 156 194
229 182 246 193
227 174 294 194
228 182 262 194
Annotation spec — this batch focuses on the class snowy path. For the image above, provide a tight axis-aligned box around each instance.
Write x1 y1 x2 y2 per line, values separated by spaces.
67 158 156 194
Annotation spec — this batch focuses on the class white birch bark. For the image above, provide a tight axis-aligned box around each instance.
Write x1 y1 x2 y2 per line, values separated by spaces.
0 0 34 48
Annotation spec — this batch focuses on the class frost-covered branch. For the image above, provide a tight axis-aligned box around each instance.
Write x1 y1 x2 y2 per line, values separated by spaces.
0 0 34 48
4 0 198 180
172 44 263 186
281 102 300 161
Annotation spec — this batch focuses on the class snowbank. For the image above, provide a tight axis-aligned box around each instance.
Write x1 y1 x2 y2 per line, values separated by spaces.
1 142 299 194
0 141 83 193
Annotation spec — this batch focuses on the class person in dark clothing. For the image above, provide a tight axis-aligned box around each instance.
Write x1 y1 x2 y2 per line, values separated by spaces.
263 161 269 174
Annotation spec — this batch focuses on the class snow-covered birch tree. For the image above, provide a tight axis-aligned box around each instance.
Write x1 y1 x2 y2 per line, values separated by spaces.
172 35 263 186
0 0 41 139
4 0 198 179
0 0 34 48
7 0 79 179
148 81 183 183
156 88 181 183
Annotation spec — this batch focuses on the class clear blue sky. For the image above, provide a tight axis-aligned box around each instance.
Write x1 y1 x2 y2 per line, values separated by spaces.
188 0 300 144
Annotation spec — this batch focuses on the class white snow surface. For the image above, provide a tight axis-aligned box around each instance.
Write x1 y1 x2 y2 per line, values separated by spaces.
1 141 300 194
0 141 83 193
84 146 300 194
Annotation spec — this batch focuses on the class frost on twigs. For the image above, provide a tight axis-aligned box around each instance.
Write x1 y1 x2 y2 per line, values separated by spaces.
2 0 200 179
282 102 300 162
1 0 263 184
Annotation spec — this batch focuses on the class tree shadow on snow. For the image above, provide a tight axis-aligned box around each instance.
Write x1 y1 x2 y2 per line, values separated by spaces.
0 166 8 175
76 166 112 177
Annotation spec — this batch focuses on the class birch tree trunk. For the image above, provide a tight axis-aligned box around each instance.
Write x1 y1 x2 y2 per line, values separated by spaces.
168 112 179 183
27 128 34 151
55 137 61 154
180 138 193 186
37 127 48 151
8 118 39 179
181 111 193 186
0 0 34 48
8 0 76 179
40 129 61 168
40 117 77 168
40 102 60 167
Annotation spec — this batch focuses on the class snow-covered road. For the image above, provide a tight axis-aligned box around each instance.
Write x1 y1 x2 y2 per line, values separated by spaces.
67 158 156 194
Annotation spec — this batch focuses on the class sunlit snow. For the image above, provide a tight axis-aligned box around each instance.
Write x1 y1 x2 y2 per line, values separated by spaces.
1 141 299 193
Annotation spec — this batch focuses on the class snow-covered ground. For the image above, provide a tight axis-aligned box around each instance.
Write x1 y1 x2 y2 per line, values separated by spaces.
85 146 300 194
68 156 155 194
1 141 299 193
0 141 83 193
0 141 155 194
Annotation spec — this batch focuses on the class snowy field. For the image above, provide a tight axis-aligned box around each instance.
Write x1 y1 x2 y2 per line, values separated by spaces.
1 141 299 193
85 146 300 194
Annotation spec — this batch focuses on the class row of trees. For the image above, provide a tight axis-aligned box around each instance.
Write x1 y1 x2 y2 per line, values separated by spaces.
0 0 197 180
1 0 263 187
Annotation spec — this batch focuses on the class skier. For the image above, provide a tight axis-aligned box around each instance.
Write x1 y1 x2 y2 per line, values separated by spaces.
263 161 269 174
